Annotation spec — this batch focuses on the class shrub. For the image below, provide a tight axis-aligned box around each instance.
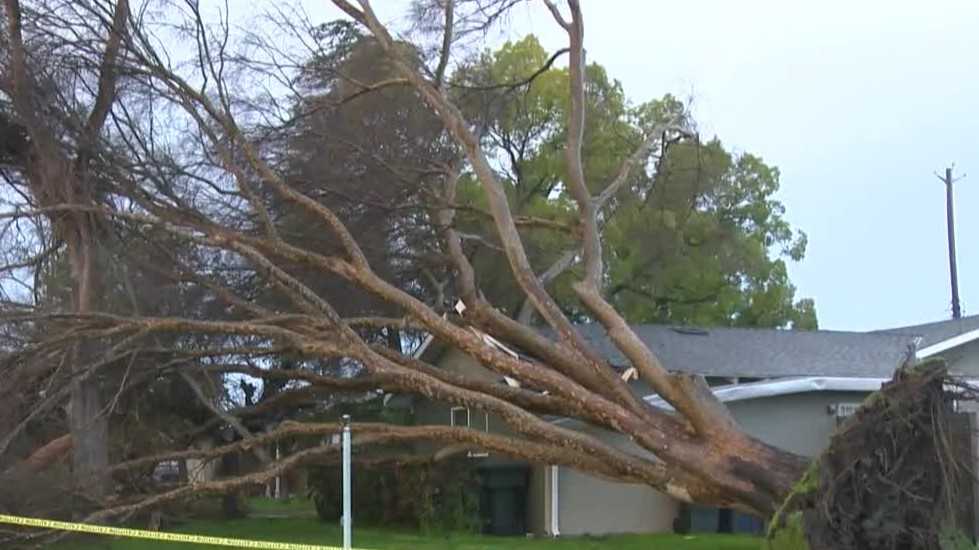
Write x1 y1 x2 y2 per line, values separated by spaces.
307 458 481 533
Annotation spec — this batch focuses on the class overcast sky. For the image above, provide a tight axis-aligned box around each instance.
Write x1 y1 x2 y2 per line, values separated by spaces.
298 0 979 331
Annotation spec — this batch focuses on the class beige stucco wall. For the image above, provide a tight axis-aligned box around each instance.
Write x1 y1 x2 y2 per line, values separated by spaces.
526 465 548 535
728 390 870 457
412 348 506 459
551 422 679 536
552 390 871 535
557 466 678 536
941 339 979 377
413 347 513 435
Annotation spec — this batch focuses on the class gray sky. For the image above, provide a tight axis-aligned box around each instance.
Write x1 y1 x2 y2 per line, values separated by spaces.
301 0 979 331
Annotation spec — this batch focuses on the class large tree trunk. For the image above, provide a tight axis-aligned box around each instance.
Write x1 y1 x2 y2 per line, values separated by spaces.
1 0 127 501
706 433 809 518
40 164 111 499
68 220 110 499
68 367 109 499
32 207 110 502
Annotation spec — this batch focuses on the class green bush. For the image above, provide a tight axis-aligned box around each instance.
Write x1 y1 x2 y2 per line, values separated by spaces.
939 526 977 550
307 458 481 533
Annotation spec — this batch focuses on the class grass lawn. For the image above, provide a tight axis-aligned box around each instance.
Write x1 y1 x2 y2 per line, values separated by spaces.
54 498 761 549
55 518 761 550
246 496 318 517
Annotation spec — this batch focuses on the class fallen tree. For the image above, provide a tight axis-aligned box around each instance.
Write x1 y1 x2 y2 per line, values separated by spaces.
0 1 970 548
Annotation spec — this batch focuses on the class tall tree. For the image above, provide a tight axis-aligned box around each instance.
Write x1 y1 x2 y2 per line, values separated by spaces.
452 36 815 328
0 0 129 498
274 21 452 340
606 138 816 329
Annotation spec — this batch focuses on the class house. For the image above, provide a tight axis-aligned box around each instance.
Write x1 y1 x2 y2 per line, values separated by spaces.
408 314 979 537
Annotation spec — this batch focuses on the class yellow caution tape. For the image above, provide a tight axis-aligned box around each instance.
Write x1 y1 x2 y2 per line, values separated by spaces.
0 513 355 549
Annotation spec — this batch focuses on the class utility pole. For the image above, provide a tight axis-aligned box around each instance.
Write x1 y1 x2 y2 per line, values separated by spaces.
936 167 963 319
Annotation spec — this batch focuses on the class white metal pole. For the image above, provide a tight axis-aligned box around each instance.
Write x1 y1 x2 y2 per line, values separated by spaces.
274 442 281 500
550 465 560 537
341 414 352 550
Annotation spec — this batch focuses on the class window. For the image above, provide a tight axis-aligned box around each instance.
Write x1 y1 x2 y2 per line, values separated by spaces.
475 411 489 432
152 460 181 483
450 406 489 430
449 406 489 457
450 406 469 427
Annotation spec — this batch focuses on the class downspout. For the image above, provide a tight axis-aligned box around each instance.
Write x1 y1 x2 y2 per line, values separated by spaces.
550 465 560 537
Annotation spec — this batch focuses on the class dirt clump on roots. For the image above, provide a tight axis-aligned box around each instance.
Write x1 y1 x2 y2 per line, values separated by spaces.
770 358 975 550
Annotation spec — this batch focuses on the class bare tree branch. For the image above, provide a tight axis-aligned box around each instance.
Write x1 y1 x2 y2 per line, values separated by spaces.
433 0 454 87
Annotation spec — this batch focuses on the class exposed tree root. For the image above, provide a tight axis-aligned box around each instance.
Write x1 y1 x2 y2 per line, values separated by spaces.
768 358 975 550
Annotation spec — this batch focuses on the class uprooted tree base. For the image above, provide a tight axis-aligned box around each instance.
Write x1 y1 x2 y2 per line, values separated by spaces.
769 358 975 550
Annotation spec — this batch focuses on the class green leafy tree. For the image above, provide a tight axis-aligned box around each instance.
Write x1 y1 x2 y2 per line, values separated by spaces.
453 36 816 329
605 139 815 328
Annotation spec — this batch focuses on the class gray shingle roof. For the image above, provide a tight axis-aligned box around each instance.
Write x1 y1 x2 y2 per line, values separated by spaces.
420 315 978 379
572 324 918 379
872 314 979 348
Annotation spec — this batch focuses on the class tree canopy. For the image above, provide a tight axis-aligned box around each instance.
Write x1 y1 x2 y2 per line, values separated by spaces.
449 36 815 328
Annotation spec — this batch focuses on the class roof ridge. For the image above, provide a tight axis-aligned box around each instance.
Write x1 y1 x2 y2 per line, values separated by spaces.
871 314 979 334
572 322 911 338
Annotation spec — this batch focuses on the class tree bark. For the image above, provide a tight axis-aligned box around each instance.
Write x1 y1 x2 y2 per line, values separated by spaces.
67 236 110 499
68 376 109 497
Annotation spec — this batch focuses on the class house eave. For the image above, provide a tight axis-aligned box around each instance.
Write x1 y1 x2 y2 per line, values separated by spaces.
916 327 979 359
642 376 889 411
